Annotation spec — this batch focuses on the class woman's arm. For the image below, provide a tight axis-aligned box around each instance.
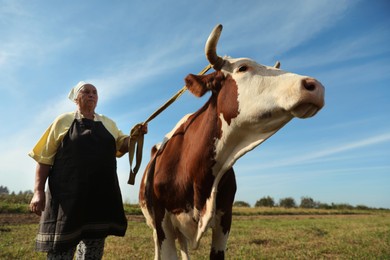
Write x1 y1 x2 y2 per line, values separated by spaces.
119 136 130 154
29 163 51 216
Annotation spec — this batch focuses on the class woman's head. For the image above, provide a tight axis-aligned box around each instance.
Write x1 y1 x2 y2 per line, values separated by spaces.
68 81 98 111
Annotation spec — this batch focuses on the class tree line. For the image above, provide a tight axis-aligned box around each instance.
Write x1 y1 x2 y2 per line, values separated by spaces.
0 186 33 204
233 196 380 210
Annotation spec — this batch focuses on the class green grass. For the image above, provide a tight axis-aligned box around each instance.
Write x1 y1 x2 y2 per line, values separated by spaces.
0 202 29 214
1 209 390 259
0 223 39 259
227 214 390 259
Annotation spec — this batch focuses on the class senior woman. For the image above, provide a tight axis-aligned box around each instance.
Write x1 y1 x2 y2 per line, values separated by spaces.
29 81 147 259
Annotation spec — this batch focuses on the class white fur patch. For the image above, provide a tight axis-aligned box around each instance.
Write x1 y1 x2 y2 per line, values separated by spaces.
211 210 230 251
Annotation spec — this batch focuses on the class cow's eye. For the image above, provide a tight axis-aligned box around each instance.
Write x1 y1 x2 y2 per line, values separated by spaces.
238 65 248 72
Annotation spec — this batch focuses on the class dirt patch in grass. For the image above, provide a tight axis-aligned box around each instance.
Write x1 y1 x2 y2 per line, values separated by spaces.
234 214 372 221
0 213 145 225
0 213 40 225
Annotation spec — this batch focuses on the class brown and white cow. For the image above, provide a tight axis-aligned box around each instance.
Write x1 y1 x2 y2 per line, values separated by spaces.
139 24 324 260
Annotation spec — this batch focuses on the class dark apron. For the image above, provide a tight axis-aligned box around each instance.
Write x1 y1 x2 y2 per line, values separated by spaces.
36 116 127 252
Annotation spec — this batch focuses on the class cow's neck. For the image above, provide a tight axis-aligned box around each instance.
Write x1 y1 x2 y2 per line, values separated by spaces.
213 117 291 176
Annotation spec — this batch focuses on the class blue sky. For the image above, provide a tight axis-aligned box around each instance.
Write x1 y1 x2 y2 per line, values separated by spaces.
1 0 389 208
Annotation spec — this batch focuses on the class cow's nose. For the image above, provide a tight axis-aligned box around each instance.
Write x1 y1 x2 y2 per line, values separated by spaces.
300 78 325 109
302 78 321 92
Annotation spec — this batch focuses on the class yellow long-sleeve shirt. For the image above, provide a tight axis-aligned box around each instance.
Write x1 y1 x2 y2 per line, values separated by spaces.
29 111 128 165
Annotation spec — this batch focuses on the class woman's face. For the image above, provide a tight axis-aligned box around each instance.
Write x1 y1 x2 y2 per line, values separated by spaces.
76 84 98 110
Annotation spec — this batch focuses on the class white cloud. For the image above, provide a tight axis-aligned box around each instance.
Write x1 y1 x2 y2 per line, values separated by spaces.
239 131 390 172
286 27 390 72
217 0 352 60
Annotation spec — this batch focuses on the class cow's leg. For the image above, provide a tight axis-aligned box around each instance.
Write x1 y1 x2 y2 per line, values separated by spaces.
210 168 236 260
160 238 178 260
151 206 178 260
159 215 179 260
210 211 231 259
152 229 161 260
177 231 190 260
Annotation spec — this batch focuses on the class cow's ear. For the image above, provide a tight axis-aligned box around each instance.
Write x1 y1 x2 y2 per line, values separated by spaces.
185 74 210 97
185 71 224 97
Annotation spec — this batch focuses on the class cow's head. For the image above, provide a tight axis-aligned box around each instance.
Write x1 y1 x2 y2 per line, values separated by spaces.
185 24 325 137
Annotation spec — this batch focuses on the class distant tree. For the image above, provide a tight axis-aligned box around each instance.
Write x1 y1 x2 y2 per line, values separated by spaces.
0 189 33 204
255 196 275 207
356 205 370 210
233 201 251 207
317 203 331 209
300 197 317 208
279 197 296 208
331 203 354 210
0 185 9 195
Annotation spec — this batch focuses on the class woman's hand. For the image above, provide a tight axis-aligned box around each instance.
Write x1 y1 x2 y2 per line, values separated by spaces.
30 163 50 216
140 123 148 134
30 190 45 216
130 123 148 139
119 123 148 154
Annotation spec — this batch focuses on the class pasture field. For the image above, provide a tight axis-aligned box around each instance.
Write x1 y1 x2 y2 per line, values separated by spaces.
1 208 389 259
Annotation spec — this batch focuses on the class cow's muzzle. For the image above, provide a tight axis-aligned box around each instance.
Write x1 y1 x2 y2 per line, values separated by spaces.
291 78 325 119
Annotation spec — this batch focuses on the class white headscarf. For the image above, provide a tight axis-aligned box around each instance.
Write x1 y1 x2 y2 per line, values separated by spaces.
68 81 89 103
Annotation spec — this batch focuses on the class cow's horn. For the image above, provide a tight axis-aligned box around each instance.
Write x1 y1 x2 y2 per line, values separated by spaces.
205 24 225 70
274 61 281 69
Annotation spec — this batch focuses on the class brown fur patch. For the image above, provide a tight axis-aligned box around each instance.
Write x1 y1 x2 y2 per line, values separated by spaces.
217 74 239 125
